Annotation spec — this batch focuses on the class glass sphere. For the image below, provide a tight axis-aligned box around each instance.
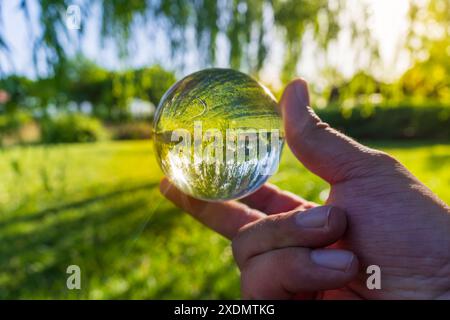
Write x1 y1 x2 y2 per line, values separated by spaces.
153 68 283 201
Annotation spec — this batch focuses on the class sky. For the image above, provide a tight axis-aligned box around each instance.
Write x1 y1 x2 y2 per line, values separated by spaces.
0 0 412 87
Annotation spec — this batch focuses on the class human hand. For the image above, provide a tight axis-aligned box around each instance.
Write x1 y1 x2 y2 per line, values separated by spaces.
160 79 450 299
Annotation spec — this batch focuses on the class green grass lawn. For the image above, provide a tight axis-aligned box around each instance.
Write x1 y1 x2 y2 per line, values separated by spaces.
0 140 449 299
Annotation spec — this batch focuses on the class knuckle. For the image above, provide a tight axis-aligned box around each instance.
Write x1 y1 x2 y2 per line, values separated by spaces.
264 214 292 242
288 117 321 142
264 214 283 231
240 263 257 298
374 150 400 166
303 118 328 138
231 235 243 263
231 220 261 266
365 150 404 175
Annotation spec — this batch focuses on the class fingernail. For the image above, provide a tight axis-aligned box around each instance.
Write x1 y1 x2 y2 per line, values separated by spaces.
311 249 355 272
295 206 331 228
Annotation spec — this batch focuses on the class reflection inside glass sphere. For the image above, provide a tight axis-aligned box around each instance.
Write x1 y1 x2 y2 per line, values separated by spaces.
153 68 283 201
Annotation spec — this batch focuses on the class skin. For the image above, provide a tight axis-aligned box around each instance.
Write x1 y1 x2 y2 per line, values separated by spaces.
159 79 450 300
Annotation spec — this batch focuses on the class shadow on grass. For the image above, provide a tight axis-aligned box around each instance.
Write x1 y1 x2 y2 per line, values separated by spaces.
425 154 450 171
0 182 190 299
0 182 158 229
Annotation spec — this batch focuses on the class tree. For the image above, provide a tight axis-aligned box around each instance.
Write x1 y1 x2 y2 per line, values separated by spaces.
0 0 372 81
1 55 176 121
401 0 450 104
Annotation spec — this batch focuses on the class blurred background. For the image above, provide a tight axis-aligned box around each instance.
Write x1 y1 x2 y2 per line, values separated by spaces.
0 0 449 298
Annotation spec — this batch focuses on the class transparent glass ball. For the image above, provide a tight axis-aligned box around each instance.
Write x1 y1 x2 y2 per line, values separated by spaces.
153 68 283 201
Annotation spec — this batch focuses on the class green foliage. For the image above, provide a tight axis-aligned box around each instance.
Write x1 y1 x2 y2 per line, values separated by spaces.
0 111 32 136
317 67 450 108
0 0 448 109
0 76 35 113
107 65 175 120
399 41 450 104
58 57 175 120
407 0 449 60
272 0 347 81
110 121 152 140
0 140 449 298
0 0 355 77
318 105 450 140
0 57 175 121
1 1 449 124
41 114 108 144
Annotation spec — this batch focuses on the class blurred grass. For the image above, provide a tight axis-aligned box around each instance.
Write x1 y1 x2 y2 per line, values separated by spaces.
0 140 449 299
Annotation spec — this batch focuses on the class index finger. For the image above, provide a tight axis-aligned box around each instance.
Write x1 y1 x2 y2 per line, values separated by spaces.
160 178 265 239
239 183 316 214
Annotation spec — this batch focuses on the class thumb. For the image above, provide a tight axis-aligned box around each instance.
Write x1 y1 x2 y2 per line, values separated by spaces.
279 79 393 184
